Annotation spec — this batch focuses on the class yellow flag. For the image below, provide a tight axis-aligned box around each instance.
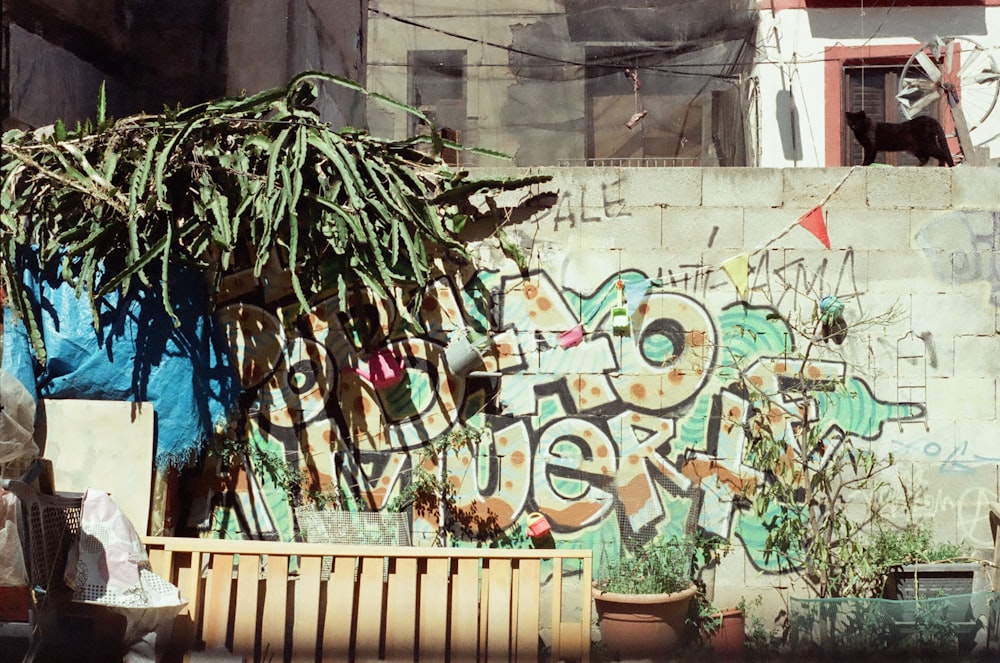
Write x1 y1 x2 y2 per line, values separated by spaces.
721 253 749 300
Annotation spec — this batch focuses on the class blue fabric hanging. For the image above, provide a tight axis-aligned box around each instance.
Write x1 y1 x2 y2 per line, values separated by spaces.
2 250 239 468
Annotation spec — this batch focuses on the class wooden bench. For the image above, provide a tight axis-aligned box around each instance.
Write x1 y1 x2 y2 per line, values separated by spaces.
143 536 592 662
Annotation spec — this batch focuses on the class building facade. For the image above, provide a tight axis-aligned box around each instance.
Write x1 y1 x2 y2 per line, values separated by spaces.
367 0 1000 167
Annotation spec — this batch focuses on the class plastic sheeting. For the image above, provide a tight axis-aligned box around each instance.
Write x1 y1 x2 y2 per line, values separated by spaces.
368 0 758 167
0 367 38 466
0 491 28 587
1 251 239 468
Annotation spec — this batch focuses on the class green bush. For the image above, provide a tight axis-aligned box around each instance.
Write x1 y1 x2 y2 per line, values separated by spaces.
596 536 694 595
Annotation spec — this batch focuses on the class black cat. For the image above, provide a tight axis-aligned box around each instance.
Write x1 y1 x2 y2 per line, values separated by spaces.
845 110 954 167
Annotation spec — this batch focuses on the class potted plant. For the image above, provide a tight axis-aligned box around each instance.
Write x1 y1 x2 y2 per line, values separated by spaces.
705 606 746 659
592 536 697 660
444 327 494 377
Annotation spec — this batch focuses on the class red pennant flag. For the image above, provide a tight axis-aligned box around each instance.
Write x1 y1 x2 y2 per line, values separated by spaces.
798 205 830 248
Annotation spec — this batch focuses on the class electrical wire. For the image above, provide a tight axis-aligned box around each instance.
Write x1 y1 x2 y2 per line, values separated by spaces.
369 7 751 81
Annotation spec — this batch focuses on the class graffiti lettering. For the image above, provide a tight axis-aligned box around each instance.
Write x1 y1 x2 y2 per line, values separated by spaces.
215 267 916 569
917 210 1000 306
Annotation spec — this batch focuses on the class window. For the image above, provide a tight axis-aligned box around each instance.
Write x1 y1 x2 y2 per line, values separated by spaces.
583 47 747 167
842 65 943 166
823 45 959 166
408 50 466 164
584 55 702 166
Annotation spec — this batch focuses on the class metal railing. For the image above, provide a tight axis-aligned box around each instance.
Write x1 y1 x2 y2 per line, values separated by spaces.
557 157 701 167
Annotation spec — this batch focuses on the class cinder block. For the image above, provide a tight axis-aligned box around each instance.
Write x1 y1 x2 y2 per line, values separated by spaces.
865 168 952 209
523 236 582 277
703 168 784 208
952 422 1000 470
863 272 917 315
911 291 995 336
782 167 867 210
662 206 745 252
710 544 749 606
954 334 1000 377
870 322 955 379
617 249 682 281
579 206 662 250
743 207 830 250
926 376 997 421
619 168 703 207
831 208 913 250
951 167 1000 209
568 371 619 413
911 208 998 256
541 167 625 211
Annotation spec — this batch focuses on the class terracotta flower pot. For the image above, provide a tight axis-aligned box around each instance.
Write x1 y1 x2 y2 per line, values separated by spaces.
593 583 697 661
707 608 745 660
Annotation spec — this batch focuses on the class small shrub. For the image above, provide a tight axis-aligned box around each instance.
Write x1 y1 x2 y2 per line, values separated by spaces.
596 536 694 595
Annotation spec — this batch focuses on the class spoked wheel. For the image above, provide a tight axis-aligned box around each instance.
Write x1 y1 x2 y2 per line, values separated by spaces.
897 36 1000 164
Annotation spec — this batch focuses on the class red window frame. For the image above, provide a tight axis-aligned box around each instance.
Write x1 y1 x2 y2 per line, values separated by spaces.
823 44 961 166
762 0 998 10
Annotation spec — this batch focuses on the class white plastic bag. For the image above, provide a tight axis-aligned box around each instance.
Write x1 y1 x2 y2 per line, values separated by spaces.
0 490 28 587
0 368 38 465
73 488 186 662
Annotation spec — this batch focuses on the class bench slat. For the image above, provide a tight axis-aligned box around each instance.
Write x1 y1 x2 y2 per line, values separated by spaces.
292 555 324 662
232 554 260 661
142 537 591 662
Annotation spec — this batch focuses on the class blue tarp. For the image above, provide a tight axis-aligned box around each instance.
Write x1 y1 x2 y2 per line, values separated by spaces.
2 252 239 468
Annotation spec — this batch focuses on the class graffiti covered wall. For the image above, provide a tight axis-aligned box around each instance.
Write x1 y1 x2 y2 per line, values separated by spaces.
196 166 1000 606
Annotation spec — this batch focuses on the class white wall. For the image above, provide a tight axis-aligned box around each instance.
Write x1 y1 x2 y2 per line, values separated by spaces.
754 6 1000 166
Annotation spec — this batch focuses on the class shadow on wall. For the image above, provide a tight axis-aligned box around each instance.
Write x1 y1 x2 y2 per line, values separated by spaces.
777 89 802 162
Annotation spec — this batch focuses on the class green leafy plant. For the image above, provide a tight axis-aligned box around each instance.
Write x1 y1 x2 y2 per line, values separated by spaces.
388 424 486 545
207 425 303 495
738 595 783 661
899 601 962 658
596 536 695 595
0 72 550 363
734 302 903 599
866 525 969 570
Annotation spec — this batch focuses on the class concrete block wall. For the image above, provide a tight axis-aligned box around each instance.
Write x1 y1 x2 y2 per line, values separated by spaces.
457 165 1000 612
213 165 999 626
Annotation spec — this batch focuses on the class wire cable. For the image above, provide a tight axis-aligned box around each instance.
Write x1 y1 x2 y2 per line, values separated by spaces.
369 7 751 81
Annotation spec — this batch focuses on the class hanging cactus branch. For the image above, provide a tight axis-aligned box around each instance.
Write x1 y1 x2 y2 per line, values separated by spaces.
1 72 550 363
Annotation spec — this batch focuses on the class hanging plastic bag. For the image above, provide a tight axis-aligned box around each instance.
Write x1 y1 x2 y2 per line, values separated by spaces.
0 368 38 466
0 490 28 587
